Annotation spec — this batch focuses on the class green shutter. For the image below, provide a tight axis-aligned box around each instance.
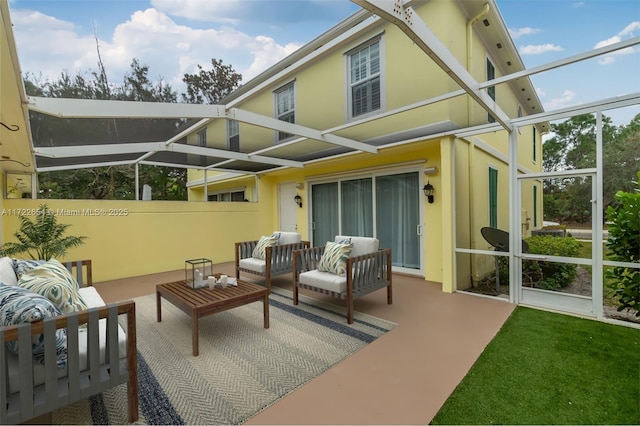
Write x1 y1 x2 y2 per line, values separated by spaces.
533 185 538 227
489 168 498 228
532 127 537 162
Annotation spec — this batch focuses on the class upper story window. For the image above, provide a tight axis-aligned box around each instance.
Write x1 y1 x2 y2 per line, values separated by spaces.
275 82 295 142
486 58 496 123
197 128 207 166
227 119 240 152
348 37 383 119
197 128 207 147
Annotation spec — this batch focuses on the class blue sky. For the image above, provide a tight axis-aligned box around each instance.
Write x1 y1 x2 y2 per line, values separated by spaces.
7 0 640 125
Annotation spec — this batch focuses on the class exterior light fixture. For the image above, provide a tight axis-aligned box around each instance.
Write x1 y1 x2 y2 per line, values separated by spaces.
423 181 435 204
294 194 303 208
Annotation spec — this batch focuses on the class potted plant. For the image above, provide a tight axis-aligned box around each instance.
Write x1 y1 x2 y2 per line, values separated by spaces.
0 204 86 260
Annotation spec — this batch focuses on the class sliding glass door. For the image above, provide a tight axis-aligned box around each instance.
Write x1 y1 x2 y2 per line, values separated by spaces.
310 170 422 273
311 182 339 245
376 173 420 268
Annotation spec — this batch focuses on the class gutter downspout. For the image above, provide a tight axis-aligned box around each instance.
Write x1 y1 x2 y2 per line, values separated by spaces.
466 3 489 286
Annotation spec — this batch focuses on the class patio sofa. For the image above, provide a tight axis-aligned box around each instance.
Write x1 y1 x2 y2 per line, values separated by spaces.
293 235 393 323
0 258 138 424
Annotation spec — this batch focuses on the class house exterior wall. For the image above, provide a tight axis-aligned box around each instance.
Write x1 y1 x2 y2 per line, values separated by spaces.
0 1 541 291
180 1 540 293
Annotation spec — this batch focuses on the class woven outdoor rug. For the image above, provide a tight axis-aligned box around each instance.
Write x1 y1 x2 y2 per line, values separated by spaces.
51 286 396 425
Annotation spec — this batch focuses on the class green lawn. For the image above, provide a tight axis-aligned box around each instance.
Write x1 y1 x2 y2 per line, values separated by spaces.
431 307 640 425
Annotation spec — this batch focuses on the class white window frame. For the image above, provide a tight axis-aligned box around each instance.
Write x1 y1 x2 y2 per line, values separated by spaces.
197 128 207 147
486 56 496 123
345 35 385 121
274 81 296 143
227 119 240 151
208 186 246 202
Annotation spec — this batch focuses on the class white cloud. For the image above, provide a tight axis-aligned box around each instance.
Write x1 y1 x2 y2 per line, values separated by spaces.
12 10 100 80
508 27 541 39
594 21 640 64
572 2 585 8
536 87 546 99
12 6 299 91
544 89 577 110
620 21 640 36
519 44 564 55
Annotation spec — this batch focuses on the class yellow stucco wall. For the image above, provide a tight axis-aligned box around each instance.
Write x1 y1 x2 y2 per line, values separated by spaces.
1 198 272 283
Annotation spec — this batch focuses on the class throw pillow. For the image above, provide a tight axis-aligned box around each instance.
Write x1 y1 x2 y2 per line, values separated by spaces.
0 285 67 367
317 241 353 276
17 259 87 314
13 259 46 279
252 235 278 260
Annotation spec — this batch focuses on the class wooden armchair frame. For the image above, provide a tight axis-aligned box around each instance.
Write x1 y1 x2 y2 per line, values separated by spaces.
0 259 138 424
293 246 393 323
235 239 310 291
0 302 138 424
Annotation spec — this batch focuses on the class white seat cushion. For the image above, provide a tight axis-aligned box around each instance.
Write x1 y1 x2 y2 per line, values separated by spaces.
299 269 347 294
334 236 379 257
239 257 267 274
274 231 302 245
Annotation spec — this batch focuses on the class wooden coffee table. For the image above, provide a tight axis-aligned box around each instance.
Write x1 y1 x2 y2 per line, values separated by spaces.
156 276 269 356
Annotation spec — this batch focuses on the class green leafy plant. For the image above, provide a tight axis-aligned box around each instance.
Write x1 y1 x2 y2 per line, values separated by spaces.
605 172 640 316
522 235 582 290
0 204 87 260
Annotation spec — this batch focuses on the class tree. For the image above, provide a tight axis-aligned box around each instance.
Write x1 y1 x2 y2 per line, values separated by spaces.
26 54 244 200
541 113 639 223
182 58 242 104
605 172 640 316
0 204 87 260
30 59 187 200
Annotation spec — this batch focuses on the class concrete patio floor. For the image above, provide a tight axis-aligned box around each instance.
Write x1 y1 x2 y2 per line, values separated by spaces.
92 261 515 425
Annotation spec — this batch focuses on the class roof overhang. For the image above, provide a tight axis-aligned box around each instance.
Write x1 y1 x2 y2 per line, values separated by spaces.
0 0 35 174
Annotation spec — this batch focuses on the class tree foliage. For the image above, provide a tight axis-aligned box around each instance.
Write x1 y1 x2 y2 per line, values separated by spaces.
27 53 242 200
605 172 640 316
542 113 640 223
181 58 242 104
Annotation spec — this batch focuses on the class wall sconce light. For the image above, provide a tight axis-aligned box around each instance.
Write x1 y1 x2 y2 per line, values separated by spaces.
423 181 435 204
294 194 303 208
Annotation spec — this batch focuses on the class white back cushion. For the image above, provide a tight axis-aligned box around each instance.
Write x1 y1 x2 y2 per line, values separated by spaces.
275 231 302 245
0 257 17 286
334 236 379 257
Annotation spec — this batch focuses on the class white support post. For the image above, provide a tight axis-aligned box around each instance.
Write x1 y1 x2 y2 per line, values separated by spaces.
135 163 139 201
508 126 520 303
593 112 604 318
203 170 208 202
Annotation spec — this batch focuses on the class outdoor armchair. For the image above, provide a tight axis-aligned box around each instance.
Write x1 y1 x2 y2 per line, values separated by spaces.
293 235 392 324
235 231 310 292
